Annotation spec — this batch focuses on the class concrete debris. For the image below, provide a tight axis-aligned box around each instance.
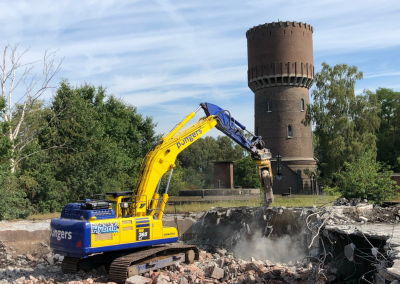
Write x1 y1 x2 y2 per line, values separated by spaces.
0 235 328 284
334 197 369 206
126 275 152 284
0 240 110 284
140 251 326 284
2 200 400 284
187 202 400 283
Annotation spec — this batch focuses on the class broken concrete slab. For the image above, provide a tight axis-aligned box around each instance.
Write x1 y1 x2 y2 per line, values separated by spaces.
126 275 153 284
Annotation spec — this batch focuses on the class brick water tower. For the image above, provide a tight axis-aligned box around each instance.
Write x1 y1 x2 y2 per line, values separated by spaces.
246 21 317 194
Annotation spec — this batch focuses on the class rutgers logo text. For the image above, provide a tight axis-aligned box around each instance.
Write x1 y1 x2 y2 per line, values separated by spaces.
176 130 202 149
51 229 72 241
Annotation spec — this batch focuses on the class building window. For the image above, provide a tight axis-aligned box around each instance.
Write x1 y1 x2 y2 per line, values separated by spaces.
301 99 305 111
267 99 271 112
287 124 293 138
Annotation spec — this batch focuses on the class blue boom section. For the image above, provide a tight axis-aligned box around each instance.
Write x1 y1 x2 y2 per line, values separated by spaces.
60 203 116 220
200 102 265 155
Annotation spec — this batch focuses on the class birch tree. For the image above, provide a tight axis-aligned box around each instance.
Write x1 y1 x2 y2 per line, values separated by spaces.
0 44 62 173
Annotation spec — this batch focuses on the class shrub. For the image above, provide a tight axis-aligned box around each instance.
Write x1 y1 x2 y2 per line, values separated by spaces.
335 151 399 204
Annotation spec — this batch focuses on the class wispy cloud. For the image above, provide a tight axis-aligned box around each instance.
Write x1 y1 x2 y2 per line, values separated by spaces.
0 0 399 135
364 72 400 79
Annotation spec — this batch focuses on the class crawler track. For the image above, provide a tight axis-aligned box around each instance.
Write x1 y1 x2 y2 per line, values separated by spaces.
60 244 199 283
109 244 199 283
61 256 80 274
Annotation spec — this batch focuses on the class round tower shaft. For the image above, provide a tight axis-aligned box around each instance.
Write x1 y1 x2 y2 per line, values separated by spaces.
246 21 317 194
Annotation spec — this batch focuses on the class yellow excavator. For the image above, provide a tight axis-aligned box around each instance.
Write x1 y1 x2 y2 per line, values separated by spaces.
50 102 273 283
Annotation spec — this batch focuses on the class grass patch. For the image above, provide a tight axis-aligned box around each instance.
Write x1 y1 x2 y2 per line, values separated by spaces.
392 194 400 202
28 212 61 220
165 195 339 213
24 195 340 218
165 199 263 213
271 195 338 208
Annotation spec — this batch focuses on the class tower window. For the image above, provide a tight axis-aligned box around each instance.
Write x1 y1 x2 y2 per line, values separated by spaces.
291 30 293 35
256 127 259 136
287 124 293 138
267 99 271 112
301 99 305 111
284 30 286 36
270 31 272 36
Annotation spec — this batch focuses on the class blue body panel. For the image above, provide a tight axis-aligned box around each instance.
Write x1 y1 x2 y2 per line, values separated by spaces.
50 217 178 258
50 218 92 258
61 203 116 220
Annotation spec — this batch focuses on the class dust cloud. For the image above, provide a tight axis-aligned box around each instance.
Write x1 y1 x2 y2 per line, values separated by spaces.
232 233 307 263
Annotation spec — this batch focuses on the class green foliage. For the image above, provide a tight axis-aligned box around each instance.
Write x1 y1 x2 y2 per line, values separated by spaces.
303 63 380 185
233 156 261 188
0 79 259 217
177 136 245 188
158 163 187 196
0 97 12 164
0 97 32 219
335 151 399 204
322 185 341 196
24 80 158 212
376 88 400 172
0 175 32 220
4 66 399 218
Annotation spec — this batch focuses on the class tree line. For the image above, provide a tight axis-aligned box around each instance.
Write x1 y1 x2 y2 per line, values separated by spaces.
0 79 259 219
0 49 398 219
303 63 399 203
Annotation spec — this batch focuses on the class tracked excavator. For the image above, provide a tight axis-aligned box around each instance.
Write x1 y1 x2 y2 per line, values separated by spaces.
50 102 273 282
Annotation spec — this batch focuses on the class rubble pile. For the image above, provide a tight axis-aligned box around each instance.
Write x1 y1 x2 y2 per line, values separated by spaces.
1 201 400 283
0 239 328 284
332 198 400 224
333 197 369 206
186 206 309 256
127 249 329 284
0 240 109 284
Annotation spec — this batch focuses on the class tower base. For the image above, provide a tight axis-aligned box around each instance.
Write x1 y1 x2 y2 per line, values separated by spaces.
271 159 317 195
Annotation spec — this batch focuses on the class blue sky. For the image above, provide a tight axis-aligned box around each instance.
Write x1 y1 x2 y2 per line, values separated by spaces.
2 0 400 136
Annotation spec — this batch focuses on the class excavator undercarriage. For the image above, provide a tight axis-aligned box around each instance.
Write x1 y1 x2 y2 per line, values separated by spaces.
62 245 199 283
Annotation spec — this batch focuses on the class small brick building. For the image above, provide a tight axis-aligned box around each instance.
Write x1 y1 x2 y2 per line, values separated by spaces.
212 161 234 189
246 21 317 194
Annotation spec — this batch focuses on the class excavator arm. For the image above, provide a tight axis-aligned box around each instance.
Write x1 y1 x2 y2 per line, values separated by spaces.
132 103 273 218
200 102 274 203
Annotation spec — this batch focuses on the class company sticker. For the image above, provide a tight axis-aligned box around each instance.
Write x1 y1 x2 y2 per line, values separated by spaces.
136 228 150 241
91 222 119 234
176 129 202 149
50 229 72 241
